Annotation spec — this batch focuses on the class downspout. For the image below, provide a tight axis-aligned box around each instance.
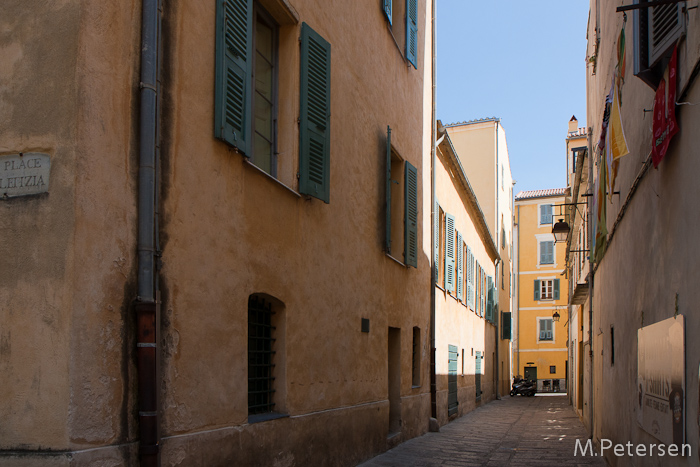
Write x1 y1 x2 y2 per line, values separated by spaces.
136 0 161 465
429 0 438 428
587 127 594 441
494 122 499 399
516 204 521 375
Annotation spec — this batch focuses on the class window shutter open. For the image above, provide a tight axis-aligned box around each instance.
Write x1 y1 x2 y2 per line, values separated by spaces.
385 126 392 254
466 246 472 308
553 279 560 300
534 279 541 300
445 214 455 292
502 312 512 340
215 0 253 153
405 0 418 68
383 0 392 25
299 23 331 203
456 232 463 301
404 161 418 268
434 200 439 281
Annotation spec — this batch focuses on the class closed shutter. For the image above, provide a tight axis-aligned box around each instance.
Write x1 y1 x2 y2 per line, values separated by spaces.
456 232 463 301
466 246 472 308
553 279 560 300
475 351 482 400
486 276 493 321
215 0 253 153
540 204 552 224
546 319 553 340
383 0 392 25
445 214 455 293
404 161 418 268
299 23 331 203
405 0 418 68
448 345 458 416
541 241 554 264
650 4 685 66
539 319 546 340
534 279 541 300
385 126 392 254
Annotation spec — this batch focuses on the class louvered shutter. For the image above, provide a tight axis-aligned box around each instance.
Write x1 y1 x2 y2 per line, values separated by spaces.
434 201 439 282
456 232 463 301
448 345 458 416
534 279 541 300
502 312 512 340
404 161 418 268
553 279 560 300
385 126 392 254
383 0 392 25
486 276 493 321
214 0 253 153
649 3 685 66
299 23 331 203
445 214 455 293
405 0 418 68
546 319 553 340
466 246 472 308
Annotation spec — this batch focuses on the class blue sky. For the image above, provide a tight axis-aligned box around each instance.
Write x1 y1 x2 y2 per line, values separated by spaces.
436 0 590 194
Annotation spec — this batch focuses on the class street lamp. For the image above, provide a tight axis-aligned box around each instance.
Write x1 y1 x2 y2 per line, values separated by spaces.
552 218 570 243
552 310 561 322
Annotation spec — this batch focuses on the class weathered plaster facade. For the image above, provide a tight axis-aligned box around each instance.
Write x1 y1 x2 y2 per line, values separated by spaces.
585 1 700 465
1 0 434 465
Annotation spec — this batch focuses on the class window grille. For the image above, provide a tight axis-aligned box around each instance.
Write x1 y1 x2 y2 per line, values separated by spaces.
248 295 276 415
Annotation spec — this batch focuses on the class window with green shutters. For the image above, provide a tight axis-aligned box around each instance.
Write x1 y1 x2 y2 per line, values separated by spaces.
215 0 279 176
502 312 512 340
299 23 331 203
405 0 418 68
382 0 392 25
535 279 559 300
540 204 553 225
456 232 463 301
385 126 418 268
445 214 455 292
539 240 554 264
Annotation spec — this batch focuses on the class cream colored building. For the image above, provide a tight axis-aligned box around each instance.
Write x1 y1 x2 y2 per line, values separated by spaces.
443 118 515 396
1 1 434 465
432 124 500 426
583 1 700 464
514 189 569 392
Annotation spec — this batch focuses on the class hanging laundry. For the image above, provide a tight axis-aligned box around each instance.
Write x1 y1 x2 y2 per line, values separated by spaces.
652 45 679 168
592 151 608 264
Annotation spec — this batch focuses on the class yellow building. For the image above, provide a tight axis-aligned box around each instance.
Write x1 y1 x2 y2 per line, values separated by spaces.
514 188 569 392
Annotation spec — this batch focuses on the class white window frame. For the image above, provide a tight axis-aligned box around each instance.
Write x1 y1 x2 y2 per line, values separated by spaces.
540 279 554 300
536 233 556 267
537 317 554 342
538 203 554 226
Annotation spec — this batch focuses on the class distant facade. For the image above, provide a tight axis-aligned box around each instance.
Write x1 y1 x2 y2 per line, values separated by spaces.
1 1 433 465
583 0 700 463
563 117 591 424
432 125 500 425
443 118 515 397
514 188 569 393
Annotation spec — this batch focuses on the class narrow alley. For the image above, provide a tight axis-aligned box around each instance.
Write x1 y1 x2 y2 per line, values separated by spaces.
360 395 605 466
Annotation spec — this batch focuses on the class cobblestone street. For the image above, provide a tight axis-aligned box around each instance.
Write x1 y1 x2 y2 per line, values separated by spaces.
360 395 606 467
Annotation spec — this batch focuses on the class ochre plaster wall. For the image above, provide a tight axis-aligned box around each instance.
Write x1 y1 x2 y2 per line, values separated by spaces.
1 1 140 463
157 0 431 464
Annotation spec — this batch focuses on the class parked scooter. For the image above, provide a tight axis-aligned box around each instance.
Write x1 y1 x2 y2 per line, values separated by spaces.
510 376 536 397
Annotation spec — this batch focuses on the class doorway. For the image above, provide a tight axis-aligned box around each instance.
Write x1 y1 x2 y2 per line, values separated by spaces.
524 365 537 383
388 327 401 435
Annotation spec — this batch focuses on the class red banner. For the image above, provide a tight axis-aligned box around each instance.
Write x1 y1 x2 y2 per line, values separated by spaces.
652 45 679 168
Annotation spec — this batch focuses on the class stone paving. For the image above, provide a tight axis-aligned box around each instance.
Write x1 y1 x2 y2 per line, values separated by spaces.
359 394 607 467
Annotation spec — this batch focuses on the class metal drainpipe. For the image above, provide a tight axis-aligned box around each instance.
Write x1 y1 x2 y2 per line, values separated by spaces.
516 205 520 376
429 0 437 425
494 122 499 399
494 259 500 399
587 127 594 441
136 0 161 464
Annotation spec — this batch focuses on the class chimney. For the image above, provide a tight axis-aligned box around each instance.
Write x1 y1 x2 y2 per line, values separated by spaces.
568 115 578 134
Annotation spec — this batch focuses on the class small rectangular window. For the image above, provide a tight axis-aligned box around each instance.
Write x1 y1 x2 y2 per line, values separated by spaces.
540 204 553 225
550 365 556 374
248 296 276 415
539 318 553 341
412 327 420 386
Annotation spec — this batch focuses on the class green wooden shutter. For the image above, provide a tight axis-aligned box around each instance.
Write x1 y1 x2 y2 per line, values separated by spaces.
456 232 463 301
404 161 418 268
215 0 253 153
434 201 439 282
405 0 418 68
299 23 331 203
553 279 560 300
448 345 458 416
445 214 455 293
534 279 541 300
385 126 392 254
465 246 472 308
383 0 392 25
502 312 512 340
487 276 493 322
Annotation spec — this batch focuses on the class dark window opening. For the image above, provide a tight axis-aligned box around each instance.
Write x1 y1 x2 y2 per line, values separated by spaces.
412 327 421 387
550 365 556 374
